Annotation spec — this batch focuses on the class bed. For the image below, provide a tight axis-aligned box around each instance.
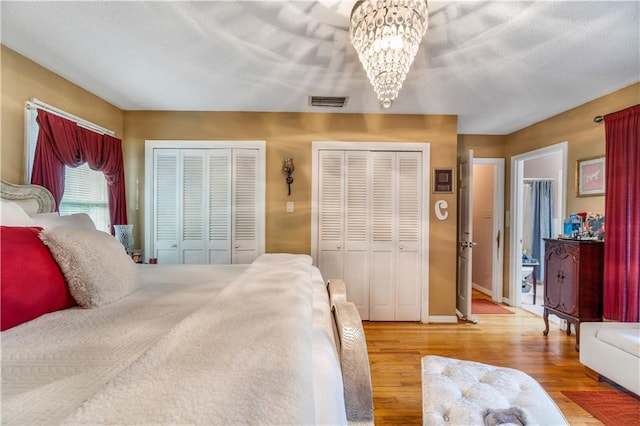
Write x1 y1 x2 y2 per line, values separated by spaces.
0 179 373 425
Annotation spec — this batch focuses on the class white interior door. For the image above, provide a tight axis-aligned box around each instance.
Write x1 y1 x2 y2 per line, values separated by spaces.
153 149 179 264
207 150 231 264
344 151 371 318
231 149 260 264
317 150 346 289
180 150 207 264
395 152 422 320
457 149 476 322
369 151 422 321
369 152 396 320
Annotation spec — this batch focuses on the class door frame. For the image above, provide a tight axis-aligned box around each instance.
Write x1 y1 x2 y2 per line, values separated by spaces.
508 141 567 306
473 158 505 303
311 141 431 323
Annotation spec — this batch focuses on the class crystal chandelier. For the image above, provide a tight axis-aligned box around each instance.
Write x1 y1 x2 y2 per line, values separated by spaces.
349 0 429 109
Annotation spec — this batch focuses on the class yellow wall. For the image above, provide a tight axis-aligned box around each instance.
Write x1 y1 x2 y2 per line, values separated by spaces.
1 45 124 183
458 134 506 159
1 46 459 317
505 82 639 215
458 84 639 299
124 111 459 316
501 83 639 297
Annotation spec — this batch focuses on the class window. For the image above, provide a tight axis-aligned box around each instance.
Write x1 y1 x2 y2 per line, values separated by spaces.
26 106 112 233
59 164 111 233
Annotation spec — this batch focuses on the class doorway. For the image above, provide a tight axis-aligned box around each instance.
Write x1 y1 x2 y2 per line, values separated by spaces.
471 158 504 304
509 142 567 309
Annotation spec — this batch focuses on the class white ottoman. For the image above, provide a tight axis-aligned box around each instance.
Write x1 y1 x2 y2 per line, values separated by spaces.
422 356 567 425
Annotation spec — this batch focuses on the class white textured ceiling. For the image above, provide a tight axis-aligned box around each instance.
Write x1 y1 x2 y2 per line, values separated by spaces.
1 1 639 134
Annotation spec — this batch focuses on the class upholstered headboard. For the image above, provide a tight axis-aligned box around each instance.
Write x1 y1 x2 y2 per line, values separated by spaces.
0 179 55 214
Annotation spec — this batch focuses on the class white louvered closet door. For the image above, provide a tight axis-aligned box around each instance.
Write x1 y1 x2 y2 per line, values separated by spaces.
317 149 422 321
154 149 180 264
369 151 422 320
317 150 372 318
369 152 396 320
152 146 262 265
344 151 371 319
180 150 207 264
207 150 232 264
395 152 422 320
231 149 259 264
318 150 345 285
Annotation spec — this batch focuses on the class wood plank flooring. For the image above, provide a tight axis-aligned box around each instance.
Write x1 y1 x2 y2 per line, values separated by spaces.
364 295 615 425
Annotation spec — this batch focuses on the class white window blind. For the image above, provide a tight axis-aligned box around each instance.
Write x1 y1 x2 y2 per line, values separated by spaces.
59 163 111 233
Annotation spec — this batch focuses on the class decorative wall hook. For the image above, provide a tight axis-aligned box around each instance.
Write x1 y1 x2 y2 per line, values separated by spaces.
282 157 294 196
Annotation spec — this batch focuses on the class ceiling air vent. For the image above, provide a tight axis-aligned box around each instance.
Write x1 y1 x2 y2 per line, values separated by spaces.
309 96 349 108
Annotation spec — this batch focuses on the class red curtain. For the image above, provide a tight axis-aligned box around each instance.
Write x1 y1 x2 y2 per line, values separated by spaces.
30 109 128 233
603 104 640 322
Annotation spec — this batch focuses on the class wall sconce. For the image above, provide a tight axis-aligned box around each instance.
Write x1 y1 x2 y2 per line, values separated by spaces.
281 157 294 196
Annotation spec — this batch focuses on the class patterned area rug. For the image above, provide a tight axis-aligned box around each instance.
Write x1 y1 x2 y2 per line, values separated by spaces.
471 299 514 314
563 390 640 426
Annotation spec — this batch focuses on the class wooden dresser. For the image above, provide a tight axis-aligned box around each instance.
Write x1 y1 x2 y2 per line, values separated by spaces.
542 238 604 351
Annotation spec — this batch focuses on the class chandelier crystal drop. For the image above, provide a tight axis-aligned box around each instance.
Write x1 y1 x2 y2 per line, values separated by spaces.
349 0 429 109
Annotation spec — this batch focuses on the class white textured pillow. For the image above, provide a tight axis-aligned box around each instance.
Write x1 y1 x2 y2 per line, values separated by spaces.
39 227 138 308
30 212 96 230
1 200 35 226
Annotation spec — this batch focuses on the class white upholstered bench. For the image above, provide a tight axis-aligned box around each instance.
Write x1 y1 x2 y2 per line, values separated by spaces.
421 356 567 425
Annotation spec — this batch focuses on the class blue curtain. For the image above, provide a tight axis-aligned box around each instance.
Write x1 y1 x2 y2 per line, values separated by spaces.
531 181 553 278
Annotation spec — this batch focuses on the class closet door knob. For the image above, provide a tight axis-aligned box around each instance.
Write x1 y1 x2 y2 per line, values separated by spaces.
234 244 240 249
337 245 341 250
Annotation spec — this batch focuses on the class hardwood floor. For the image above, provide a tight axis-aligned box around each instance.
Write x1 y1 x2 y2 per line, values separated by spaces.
364 296 614 425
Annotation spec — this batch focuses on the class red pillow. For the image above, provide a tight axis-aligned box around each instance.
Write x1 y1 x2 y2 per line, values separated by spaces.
1 226 76 331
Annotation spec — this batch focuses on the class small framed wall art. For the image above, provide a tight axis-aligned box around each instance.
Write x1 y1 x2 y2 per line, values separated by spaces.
433 168 454 193
576 156 605 197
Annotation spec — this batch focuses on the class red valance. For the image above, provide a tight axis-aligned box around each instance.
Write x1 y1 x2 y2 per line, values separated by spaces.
31 109 127 233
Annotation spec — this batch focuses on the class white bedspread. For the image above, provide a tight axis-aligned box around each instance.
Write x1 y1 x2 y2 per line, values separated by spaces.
2 255 345 425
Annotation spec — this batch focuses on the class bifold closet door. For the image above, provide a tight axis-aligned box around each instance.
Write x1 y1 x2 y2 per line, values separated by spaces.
153 149 207 264
153 149 180 264
317 150 371 319
317 149 422 321
231 149 259 264
152 148 260 265
207 150 232 264
180 150 207 263
369 151 422 321
394 152 422 320
343 151 371 319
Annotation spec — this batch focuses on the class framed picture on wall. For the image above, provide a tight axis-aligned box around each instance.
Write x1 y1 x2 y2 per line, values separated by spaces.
576 156 605 197
433 168 454 193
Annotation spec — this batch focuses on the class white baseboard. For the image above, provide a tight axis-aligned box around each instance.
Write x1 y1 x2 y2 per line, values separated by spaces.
471 283 492 296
